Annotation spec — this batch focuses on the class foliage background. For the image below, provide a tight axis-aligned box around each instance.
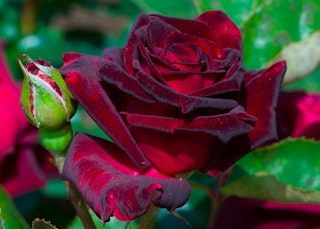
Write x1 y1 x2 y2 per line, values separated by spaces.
1 0 320 228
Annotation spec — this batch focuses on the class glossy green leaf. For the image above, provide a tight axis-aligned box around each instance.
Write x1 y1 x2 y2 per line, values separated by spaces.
0 186 30 229
266 30 320 87
221 173 320 203
242 0 320 69
222 138 320 203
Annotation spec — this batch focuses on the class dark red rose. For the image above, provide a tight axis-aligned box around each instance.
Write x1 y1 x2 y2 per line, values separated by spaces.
216 196 320 229
277 91 320 140
60 11 286 222
0 42 58 197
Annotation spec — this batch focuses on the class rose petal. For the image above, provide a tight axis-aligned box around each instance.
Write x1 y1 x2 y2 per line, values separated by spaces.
122 107 255 143
123 14 151 76
190 50 244 96
145 18 219 61
145 17 180 50
205 61 286 174
60 54 151 170
130 127 219 175
136 70 237 113
99 51 156 103
197 10 242 52
62 133 191 222
149 14 211 41
244 61 286 148
136 35 168 83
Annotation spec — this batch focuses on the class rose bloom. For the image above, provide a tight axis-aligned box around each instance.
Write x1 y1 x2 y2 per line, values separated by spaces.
215 196 320 229
60 11 286 222
0 42 57 197
277 91 320 140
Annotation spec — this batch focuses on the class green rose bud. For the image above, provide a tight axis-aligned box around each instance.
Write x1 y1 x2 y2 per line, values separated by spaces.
18 54 77 129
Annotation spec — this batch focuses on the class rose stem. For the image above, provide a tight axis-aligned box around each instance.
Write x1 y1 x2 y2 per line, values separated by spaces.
65 181 96 229
54 155 96 229
206 168 232 229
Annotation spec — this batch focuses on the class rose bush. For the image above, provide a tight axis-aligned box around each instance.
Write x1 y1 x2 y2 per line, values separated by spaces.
60 11 286 222
277 91 320 140
0 42 57 197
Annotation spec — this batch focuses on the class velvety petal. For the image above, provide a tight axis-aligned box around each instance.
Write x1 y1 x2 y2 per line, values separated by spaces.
136 70 238 113
197 10 242 52
190 50 244 96
60 54 151 170
148 14 211 41
244 61 286 148
205 61 286 174
136 36 168 83
62 133 191 222
122 106 255 143
123 14 151 76
130 127 220 176
99 53 156 103
146 18 219 61
146 17 180 51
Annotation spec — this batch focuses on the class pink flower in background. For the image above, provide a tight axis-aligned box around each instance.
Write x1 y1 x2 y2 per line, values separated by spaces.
60 11 285 222
0 41 57 197
216 196 320 229
277 91 320 140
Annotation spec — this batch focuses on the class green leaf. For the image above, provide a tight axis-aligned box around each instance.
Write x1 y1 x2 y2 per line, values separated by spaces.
221 173 320 203
266 31 320 85
0 185 30 229
241 0 320 69
32 219 57 229
221 138 320 203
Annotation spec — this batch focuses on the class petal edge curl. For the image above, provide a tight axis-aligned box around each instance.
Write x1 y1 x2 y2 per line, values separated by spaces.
62 133 191 222
60 54 151 170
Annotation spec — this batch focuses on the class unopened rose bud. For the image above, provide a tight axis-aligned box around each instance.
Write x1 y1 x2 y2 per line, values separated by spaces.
19 54 77 129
